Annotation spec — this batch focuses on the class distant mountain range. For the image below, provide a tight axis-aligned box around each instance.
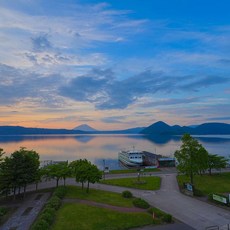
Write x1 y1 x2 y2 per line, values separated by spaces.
141 121 230 135
0 121 230 135
0 126 85 135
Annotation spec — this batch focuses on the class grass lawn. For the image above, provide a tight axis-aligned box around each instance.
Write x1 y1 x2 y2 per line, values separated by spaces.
109 168 160 174
177 172 230 195
51 203 153 230
100 176 161 190
65 186 134 207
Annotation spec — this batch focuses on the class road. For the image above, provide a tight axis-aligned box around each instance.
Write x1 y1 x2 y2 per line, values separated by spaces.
23 170 230 229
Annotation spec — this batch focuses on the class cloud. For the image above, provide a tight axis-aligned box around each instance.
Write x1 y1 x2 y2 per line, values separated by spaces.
207 117 230 121
101 116 126 123
181 75 229 91
0 63 64 106
59 68 229 110
139 97 202 108
0 1 147 69
31 34 52 52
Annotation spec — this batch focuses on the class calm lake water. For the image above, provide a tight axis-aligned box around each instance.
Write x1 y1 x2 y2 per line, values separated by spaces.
0 134 230 170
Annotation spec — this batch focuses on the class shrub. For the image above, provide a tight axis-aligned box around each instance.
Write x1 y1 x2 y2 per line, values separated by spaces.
0 207 7 217
53 186 67 199
40 212 54 225
48 196 61 210
31 219 49 230
193 189 204 197
162 214 172 223
43 207 55 216
133 198 150 209
148 207 164 218
122 190 133 198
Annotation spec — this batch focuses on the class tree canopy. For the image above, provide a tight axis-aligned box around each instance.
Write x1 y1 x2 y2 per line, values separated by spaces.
175 134 227 184
0 147 40 199
70 159 102 192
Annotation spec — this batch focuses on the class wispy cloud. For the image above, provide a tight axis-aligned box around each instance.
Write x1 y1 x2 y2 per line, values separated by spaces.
59 68 229 110
101 116 126 123
207 117 230 121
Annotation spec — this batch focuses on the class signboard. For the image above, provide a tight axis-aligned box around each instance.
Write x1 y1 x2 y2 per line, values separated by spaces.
184 183 193 192
213 194 227 204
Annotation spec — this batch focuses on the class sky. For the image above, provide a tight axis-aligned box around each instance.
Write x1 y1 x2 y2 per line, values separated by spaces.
0 0 230 130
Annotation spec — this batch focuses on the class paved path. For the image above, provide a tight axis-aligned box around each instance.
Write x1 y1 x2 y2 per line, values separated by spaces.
1 192 50 230
9 170 230 230
93 174 230 230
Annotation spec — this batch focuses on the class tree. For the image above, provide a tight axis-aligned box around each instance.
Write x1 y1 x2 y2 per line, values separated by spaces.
70 159 89 190
196 146 209 175
85 163 102 193
0 156 14 197
175 134 207 184
42 161 70 187
70 159 102 192
207 154 228 175
10 147 40 198
0 147 40 199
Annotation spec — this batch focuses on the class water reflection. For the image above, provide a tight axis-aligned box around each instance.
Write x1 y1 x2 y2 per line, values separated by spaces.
0 134 229 170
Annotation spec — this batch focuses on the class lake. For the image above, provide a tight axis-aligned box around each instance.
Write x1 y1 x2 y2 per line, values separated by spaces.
0 134 230 170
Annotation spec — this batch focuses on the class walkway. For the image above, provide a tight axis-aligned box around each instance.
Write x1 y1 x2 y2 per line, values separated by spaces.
4 170 230 230
1 192 50 230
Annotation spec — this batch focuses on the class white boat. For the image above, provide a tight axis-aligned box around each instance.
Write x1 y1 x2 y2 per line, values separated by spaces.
118 149 144 167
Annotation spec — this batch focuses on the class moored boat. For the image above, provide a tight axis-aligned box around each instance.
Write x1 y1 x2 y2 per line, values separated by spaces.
118 149 144 167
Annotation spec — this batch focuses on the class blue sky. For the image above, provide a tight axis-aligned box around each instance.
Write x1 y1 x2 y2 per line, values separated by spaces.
0 0 229 129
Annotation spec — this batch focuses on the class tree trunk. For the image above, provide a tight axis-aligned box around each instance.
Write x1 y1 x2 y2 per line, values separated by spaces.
209 168 212 175
56 178 59 187
64 177 66 186
190 171 193 185
23 185 26 199
81 182 84 190
86 181 90 193
13 187 16 200
36 182 38 191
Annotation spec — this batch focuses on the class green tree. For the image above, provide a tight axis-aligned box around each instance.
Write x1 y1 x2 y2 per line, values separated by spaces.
0 147 40 199
85 163 102 193
196 146 209 175
70 159 89 190
70 159 102 192
175 134 207 184
11 147 40 198
0 156 14 197
42 161 70 187
207 154 228 175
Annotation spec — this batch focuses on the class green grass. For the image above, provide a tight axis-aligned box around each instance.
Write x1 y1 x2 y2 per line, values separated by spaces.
51 203 153 230
177 172 230 195
65 186 134 207
109 168 160 174
100 176 161 190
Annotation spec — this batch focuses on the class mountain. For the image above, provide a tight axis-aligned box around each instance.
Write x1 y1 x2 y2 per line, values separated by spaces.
95 127 145 134
0 122 229 135
74 124 98 132
141 122 230 135
0 126 85 135
141 121 173 135
193 123 230 135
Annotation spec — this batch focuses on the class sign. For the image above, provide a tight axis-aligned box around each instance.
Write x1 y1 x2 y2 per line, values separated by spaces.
184 183 193 192
213 194 227 204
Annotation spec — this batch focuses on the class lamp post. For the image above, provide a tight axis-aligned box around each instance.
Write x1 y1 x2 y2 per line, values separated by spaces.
103 159 105 180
